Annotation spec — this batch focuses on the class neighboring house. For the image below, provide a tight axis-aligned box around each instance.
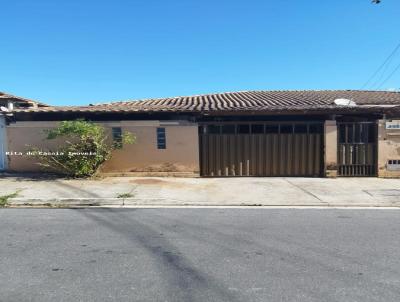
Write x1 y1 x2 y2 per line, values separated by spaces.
0 92 47 109
0 92 48 171
2 90 400 177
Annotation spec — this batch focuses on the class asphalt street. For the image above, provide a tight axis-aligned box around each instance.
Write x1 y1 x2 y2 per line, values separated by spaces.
1 208 399 302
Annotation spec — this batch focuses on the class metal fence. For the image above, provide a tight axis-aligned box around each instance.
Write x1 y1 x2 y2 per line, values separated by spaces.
337 122 377 176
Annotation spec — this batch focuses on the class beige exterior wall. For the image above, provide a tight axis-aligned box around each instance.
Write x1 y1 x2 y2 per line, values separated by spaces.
100 121 199 174
5 120 200 175
7 117 400 178
324 120 337 177
377 119 400 178
6 121 62 172
323 119 400 178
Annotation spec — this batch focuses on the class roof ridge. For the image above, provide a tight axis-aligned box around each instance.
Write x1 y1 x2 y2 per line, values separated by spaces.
91 89 400 106
13 89 400 113
91 90 254 106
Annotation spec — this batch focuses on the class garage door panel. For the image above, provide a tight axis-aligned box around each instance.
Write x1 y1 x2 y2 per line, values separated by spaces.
200 123 324 177
273 134 279 175
308 134 314 175
287 134 293 175
292 134 299 176
271 134 279 176
314 134 322 176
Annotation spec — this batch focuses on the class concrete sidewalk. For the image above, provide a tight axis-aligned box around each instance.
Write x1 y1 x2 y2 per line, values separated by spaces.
2 176 400 207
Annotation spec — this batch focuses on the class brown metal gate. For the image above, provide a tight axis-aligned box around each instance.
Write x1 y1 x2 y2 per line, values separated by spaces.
199 123 324 177
337 122 377 176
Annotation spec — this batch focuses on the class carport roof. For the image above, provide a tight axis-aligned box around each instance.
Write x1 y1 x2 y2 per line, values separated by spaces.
13 90 400 114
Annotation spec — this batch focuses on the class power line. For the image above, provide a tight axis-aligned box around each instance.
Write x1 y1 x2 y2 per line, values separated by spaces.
361 41 400 90
376 61 400 90
369 50 398 89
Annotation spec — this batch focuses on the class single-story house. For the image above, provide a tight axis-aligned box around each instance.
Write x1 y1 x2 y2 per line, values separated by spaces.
1 90 400 178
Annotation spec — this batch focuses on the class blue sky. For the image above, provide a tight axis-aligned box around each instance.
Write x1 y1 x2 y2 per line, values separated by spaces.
1 0 400 105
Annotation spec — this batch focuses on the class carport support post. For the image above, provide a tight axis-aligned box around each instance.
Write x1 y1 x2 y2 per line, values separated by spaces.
324 120 338 177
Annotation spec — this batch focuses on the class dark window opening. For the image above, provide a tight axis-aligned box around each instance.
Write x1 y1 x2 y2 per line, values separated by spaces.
309 124 323 134
265 125 279 133
208 125 220 134
221 125 236 134
354 124 361 143
294 124 307 133
112 127 123 149
280 125 293 134
368 124 376 143
339 125 346 143
238 124 250 134
251 124 264 134
157 127 166 149
347 124 354 143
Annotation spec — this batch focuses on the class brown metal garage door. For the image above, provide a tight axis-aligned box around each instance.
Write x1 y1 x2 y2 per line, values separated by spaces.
199 123 324 177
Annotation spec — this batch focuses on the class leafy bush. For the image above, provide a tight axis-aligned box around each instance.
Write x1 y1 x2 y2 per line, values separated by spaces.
33 120 135 178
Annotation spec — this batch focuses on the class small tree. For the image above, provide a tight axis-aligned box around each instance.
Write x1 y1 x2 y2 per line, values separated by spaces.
32 120 135 177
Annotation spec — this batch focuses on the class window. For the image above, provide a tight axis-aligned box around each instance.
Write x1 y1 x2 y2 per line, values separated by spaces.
367 124 376 143
265 125 279 133
294 124 307 133
157 127 166 149
238 124 250 134
221 125 235 134
112 127 122 149
339 125 346 143
387 159 400 171
309 124 323 134
251 124 264 134
347 124 354 142
280 125 293 134
208 125 220 134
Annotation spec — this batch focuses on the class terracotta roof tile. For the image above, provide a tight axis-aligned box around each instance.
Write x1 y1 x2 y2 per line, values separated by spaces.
0 91 48 107
13 90 400 113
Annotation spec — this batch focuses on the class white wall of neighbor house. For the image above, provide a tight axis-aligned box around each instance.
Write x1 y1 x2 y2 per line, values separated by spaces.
377 119 400 178
5 120 200 174
0 115 7 170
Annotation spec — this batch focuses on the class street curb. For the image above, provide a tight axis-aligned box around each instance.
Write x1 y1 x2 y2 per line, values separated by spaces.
7 198 400 208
